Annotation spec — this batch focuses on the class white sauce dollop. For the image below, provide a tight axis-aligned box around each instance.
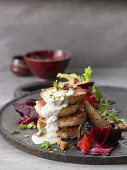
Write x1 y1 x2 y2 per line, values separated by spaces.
32 87 74 144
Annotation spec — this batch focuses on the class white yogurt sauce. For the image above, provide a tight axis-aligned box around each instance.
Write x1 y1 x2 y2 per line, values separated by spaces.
32 87 74 144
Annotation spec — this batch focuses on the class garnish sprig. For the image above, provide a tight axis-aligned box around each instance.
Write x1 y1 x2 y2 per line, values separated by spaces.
19 122 35 129
97 98 126 123
40 141 51 149
57 66 92 85
53 80 60 91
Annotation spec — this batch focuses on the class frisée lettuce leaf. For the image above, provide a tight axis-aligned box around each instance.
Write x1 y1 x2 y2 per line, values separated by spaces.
57 66 92 85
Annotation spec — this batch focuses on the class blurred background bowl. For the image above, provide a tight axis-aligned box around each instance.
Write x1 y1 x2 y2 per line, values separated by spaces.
24 50 71 80
10 56 31 76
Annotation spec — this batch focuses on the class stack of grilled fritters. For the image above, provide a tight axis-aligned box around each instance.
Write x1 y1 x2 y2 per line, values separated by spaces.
35 85 87 139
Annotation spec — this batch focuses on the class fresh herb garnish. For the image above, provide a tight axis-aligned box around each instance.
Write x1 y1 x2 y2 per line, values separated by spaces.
11 130 20 134
83 66 92 83
50 94 54 98
19 122 34 129
40 141 51 149
57 66 92 84
108 108 126 123
92 86 103 99
19 124 27 129
97 98 126 123
23 135 29 138
27 122 34 129
54 148 58 152
53 80 60 91
62 94 67 100
39 125 46 131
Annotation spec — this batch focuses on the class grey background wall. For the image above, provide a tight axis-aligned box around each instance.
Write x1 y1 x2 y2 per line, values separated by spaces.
0 0 127 69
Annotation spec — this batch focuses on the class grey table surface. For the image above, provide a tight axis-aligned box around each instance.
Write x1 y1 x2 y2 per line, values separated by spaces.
0 67 127 170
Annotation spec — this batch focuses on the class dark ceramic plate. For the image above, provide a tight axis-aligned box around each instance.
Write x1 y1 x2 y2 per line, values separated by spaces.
0 86 127 165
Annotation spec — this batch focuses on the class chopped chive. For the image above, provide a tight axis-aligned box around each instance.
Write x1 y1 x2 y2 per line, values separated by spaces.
23 135 29 138
39 125 46 131
11 130 20 134
19 124 27 129
27 122 34 129
40 141 51 149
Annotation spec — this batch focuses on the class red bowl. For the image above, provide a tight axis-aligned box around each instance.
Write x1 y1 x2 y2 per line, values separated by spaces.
24 50 71 79
10 56 31 76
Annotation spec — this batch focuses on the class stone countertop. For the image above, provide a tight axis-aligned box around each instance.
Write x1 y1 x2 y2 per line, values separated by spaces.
0 67 127 170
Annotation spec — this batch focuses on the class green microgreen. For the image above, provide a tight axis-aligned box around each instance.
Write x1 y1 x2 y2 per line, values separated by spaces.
27 122 34 129
53 80 60 91
23 135 29 138
92 86 103 99
96 98 126 123
11 130 20 134
62 94 67 100
40 141 51 149
19 124 27 129
39 125 46 131
54 148 58 152
50 94 54 98
19 122 34 130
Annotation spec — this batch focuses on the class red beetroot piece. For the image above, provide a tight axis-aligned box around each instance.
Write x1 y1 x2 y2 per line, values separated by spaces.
91 125 121 146
77 81 94 89
74 81 98 105
76 125 121 156
77 132 92 153
13 102 39 125
26 99 36 106
84 89 100 104
90 147 114 156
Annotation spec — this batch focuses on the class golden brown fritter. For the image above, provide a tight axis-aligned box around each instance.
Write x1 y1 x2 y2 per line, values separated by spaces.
58 110 87 128
35 100 81 117
40 86 86 105
56 126 79 139
38 110 87 129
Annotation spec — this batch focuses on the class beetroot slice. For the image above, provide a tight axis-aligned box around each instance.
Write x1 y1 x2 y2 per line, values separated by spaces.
91 125 121 146
26 99 36 106
77 81 94 89
13 103 37 117
76 125 121 156
13 102 39 125
22 114 38 125
90 147 114 156
77 82 99 104
80 89 100 108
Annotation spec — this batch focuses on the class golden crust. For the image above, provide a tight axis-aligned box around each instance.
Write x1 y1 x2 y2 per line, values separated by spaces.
35 100 81 117
38 109 87 128
56 126 79 139
58 110 87 128
37 118 79 139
